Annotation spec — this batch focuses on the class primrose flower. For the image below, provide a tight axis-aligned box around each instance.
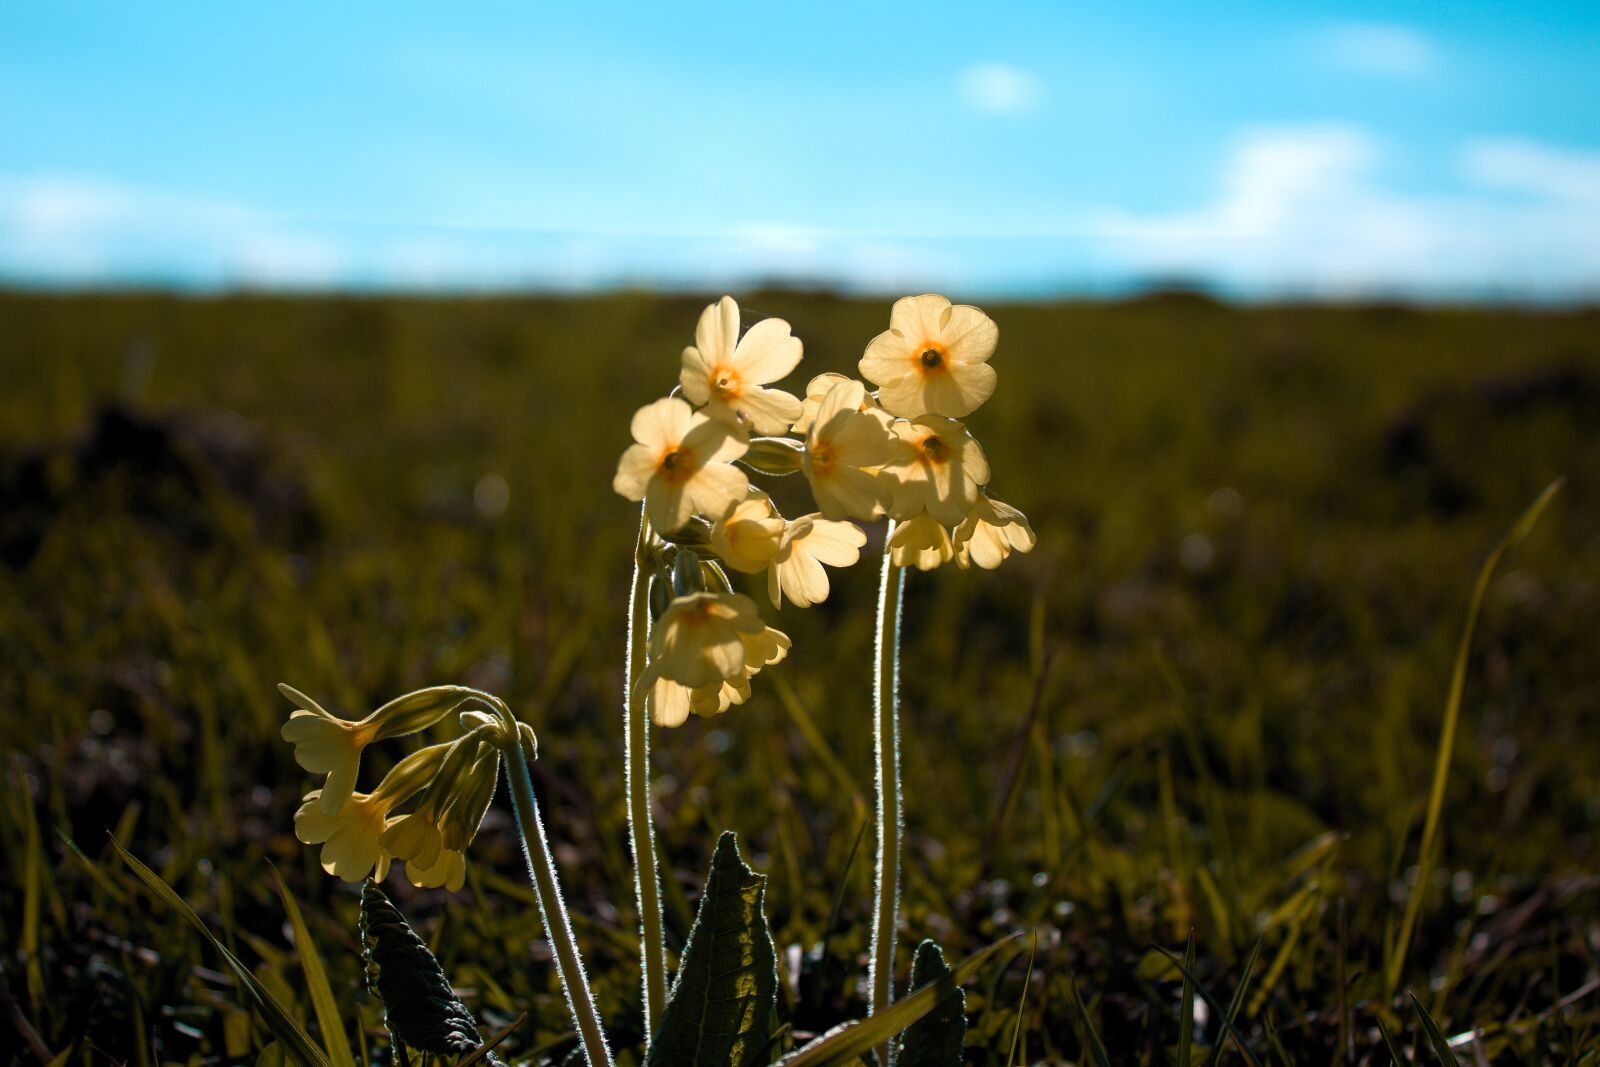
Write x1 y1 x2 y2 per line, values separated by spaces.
860 293 998 419
767 515 867 608
888 416 991 526
955 492 1036 569
792 372 859 434
710 488 785 573
641 591 784 690
888 512 955 571
802 378 899 522
649 624 788 726
293 789 398 883
406 848 467 893
613 397 750 533
279 684 466 815
680 296 805 434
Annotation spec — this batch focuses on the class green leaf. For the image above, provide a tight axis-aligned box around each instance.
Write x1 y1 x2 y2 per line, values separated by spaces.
110 839 332 1067
778 934 1021 1067
645 832 777 1067
897 941 965 1067
270 866 356 1067
360 880 497 1062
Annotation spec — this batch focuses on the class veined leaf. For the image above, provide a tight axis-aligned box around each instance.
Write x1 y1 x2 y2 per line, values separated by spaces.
778 934 1021 1067
898 941 965 1067
110 839 331 1067
645 832 776 1067
360 880 497 1062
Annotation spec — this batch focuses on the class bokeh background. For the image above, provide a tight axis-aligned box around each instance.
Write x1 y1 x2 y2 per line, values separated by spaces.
2 3 1598 1064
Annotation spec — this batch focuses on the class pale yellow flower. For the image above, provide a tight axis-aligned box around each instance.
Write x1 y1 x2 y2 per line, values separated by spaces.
767 515 866 608
381 808 446 872
648 617 789 727
888 416 991 526
860 294 998 418
889 513 955 571
955 493 1037 569
279 685 471 815
641 591 790 690
680 296 804 434
613 397 749 532
710 488 785 573
293 789 398 883
792 372 864 434
405 847 467 892
802 378 899 521
281 708 376 816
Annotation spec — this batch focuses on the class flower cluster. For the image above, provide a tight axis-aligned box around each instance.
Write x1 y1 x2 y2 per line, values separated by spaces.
281 684 533 889
613 293 1033 727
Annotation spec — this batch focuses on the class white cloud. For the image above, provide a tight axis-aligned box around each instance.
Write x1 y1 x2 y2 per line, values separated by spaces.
957 63 1042 116
1092 126 1600 296
1464 139 1600 205
1318 22 1438 78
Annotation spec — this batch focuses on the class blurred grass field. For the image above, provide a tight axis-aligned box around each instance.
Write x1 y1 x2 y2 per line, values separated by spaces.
1 290 1598 1063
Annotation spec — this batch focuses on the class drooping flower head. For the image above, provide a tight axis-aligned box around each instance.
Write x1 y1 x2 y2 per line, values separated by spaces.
641 590 777 690
860 293 998 418
613 397 750 533
955 492 1037 570
680 296 805 434
710 487 785 574
888 512 955 571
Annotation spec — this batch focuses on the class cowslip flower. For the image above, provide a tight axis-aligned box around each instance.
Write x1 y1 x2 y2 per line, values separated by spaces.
860 293 998 419
802 378 898 521
680 296 805 434
955 493 1036 569
792 372 857 434
640 591 787 690
768 515 867 608
293 789 398 883
710 488 785 573
888 512 955 571
888 416 991 526
613 397 750 533
279 684 466 815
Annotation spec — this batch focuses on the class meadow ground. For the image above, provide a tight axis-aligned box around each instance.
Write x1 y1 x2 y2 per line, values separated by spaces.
1 290 1597 1064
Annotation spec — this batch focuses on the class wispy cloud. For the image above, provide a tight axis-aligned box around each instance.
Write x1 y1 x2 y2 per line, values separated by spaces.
1317 22 1438 78
957 63 1043 116
1092 126 1600 296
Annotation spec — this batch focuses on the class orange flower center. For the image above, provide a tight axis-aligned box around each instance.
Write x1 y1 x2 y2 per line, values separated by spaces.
658 445 697 484
918 345 947 373
809 441 837 477
919 435 949 465
710 366 742 401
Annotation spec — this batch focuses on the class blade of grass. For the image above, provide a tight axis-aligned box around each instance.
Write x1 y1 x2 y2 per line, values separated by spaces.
1179 932 1196 1067
1375 1018 1405 1065
1385 478 1563 998
1213 935 1263 1066
1066 975 1111 1067
778 933 1021 1067
1153 944 1260 1067
269 865 356 1067
1411 993 1463 1066
111 839 331 1067
1005 935 1038 1067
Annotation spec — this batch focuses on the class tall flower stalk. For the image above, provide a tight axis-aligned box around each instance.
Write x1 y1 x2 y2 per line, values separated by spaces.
869 531 905 1067
624 508 668 1035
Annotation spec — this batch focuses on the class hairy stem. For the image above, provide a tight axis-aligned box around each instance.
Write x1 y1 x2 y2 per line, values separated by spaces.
624 513 668 1041
504 732 613 1067
870 526 905 1067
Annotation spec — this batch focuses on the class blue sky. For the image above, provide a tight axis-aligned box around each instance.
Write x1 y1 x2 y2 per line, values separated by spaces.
2 2 1597 297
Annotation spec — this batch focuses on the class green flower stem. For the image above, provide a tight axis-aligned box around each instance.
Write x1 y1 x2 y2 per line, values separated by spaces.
870 525 906 1067
625 512 668 1041
503 729 614 1067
